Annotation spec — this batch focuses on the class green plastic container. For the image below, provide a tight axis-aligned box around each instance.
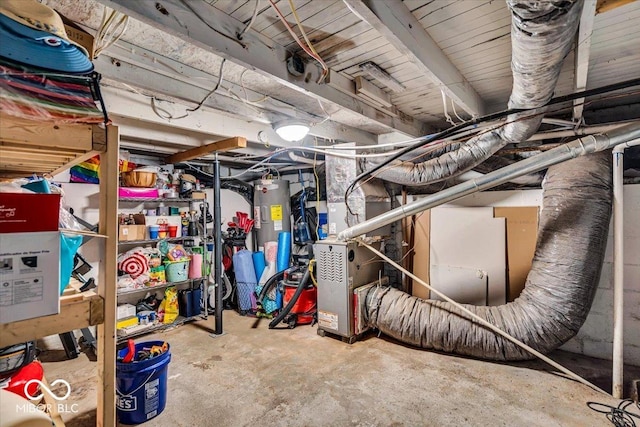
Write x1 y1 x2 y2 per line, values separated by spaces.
164 260 189 282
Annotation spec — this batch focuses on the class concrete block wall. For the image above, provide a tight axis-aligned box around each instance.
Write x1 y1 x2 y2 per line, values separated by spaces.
567 184 640 365
449 185 640 366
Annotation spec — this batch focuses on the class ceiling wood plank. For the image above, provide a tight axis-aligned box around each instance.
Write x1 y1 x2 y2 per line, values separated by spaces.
99 0 429 137
165 137 247 164
574 0 598 122
342 0 486 117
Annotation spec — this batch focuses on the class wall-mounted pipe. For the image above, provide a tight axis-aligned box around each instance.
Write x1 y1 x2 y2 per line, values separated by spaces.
338 122 640 240
612 138 640 398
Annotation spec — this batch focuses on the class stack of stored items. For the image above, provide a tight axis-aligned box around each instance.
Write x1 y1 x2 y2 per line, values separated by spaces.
0 0 107 124
116 242 202 293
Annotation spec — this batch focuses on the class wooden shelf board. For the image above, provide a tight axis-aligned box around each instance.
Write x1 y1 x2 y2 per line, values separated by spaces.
116 314 206 343
0 113 107 177
0 294 104 348
117 277 204 296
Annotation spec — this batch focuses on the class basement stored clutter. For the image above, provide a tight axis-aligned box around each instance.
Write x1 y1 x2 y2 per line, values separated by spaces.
2 0 640 426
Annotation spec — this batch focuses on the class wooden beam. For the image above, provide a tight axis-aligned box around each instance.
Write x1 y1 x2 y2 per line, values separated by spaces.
165 137 247 164
100 0 429 137
343 0 486 117
0 296 104 348
0 113 93 150
49 150 101 177
96 125 119 427
596 0 635 13
103 85 379 147
573 0 598 122
0 115 106 177
355 76 393 108
326 70 400 118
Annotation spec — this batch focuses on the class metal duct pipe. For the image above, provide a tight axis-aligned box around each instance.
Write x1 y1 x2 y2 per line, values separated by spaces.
338 122 640 240
364 150 611 360
360 0 583 186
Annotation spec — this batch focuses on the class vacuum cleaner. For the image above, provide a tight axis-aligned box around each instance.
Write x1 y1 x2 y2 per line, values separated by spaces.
257 263 317 329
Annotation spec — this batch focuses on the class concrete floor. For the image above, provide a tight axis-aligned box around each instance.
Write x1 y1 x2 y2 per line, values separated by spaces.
38 311 638 426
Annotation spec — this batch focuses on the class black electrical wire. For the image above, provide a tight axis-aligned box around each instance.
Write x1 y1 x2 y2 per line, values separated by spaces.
587 399 640 427
344 77 640 210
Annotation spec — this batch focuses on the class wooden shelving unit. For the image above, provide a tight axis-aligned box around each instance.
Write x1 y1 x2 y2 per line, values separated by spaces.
0 115 119 427
0 113 106 179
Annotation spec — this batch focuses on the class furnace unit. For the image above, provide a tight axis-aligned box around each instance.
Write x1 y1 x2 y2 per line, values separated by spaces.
314 240 382 343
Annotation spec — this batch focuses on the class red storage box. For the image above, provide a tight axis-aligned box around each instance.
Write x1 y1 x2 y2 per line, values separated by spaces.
0 193 60 234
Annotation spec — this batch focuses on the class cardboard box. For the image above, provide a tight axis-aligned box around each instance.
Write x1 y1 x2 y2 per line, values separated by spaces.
0 231 60 323
117 316 139 330
118 225 146 241
0 193 60 233
117 303 137 320
58 12 95 59
494 207 539 301
410 210 430 299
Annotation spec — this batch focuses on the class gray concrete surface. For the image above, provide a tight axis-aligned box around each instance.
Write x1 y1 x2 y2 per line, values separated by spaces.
38 311 638 426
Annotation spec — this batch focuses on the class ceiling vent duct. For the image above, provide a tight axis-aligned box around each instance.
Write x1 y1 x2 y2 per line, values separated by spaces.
361 0 584 187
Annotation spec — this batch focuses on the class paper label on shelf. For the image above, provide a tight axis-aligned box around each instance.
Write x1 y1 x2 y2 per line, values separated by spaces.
329 222 337 235
270 205 283 221
0 231 60 323
318 310 338 330
273 220 283 231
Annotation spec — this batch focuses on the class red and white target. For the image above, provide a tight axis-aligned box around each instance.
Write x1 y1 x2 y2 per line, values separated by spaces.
118 252 149 279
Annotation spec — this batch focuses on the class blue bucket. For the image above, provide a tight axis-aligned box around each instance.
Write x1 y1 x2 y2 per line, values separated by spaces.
116 341 171 424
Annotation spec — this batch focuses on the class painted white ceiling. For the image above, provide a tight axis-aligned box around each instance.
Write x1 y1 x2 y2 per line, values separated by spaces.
43 0 640 157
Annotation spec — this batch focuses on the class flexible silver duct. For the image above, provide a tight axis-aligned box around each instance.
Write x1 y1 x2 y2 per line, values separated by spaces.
361 0 583 186
365 151 613 360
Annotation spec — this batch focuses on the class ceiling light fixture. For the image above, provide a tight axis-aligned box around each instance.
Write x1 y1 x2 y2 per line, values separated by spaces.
273 119 310 142
359 61 405 93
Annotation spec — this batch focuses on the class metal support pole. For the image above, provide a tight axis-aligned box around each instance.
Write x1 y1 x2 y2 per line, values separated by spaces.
213 153 223 335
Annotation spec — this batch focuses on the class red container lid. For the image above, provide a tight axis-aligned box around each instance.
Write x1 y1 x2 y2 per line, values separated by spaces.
0 193 60 233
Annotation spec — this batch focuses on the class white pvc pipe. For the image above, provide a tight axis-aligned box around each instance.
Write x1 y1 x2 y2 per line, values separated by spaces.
339 122 640 240
611 138 640 399
527 123 625 142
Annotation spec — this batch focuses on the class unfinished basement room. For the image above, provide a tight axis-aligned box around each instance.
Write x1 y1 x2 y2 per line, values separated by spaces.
1 0 639 426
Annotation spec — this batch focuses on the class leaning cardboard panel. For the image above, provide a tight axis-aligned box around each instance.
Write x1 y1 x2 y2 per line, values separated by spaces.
494 207 539 302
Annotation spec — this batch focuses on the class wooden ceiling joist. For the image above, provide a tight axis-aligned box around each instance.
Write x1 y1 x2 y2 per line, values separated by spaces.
596 0 635 14
165 137 247 164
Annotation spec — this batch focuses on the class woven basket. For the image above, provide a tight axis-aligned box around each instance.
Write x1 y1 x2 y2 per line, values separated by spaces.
121 171 156 188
